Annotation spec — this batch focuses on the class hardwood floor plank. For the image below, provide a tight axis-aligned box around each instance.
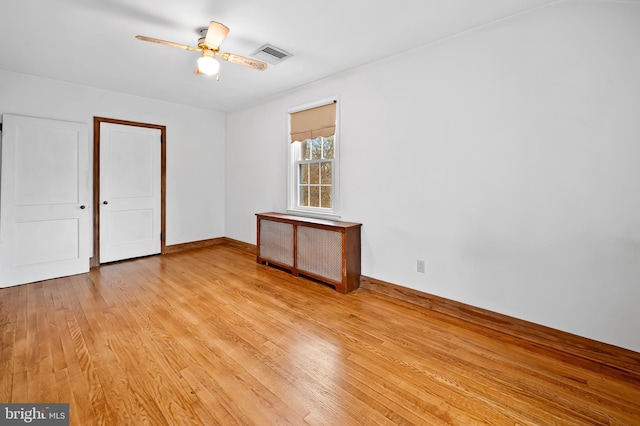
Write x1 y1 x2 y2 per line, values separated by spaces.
104 328 173 425
0 287 17 402
352 309 586 421
53 368 82 426
10 371 27 403
66 314 113 424
1 244 639 425
179 362 252 425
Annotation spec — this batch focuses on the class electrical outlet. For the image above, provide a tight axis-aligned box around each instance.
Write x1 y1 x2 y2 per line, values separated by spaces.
417 260 425 273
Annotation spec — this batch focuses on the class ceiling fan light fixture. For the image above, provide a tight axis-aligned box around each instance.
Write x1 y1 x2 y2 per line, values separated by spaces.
136 20 267 73
197 52 220 76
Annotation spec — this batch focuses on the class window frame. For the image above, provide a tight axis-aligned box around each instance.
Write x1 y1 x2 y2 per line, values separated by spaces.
287 96 340 219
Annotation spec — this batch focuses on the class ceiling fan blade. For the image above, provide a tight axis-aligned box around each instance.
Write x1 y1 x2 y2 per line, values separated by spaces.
135 35 200 51
203 21 230 50
219 52 268 71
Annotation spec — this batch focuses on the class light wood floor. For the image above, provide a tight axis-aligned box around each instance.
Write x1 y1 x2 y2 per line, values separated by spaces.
1 244 639 425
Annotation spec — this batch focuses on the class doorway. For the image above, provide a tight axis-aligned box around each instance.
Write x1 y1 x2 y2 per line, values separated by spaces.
92 117 166 266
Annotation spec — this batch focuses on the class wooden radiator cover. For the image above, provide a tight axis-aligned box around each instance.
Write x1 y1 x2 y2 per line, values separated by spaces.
256 212 362 293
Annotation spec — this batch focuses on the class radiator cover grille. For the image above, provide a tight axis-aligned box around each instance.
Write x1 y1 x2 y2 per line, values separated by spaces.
259 219 294 266
296 226 342 282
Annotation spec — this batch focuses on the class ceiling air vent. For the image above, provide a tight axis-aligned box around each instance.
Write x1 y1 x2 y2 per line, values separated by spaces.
251 44 292 65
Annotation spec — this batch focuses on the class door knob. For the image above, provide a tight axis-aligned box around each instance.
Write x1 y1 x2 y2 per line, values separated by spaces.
80 205 86 209
103 201 109 205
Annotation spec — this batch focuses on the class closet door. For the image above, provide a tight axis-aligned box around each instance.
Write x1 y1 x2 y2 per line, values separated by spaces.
99 123 161 263
0 114 91 288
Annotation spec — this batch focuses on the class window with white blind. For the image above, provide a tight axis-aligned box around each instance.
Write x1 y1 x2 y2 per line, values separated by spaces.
288 98 339 218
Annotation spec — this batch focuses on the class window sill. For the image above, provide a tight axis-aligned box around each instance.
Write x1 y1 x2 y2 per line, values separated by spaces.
286 209 341 221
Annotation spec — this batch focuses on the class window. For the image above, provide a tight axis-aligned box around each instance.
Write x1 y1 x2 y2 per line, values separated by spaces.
288 98 339 218
297 135 334 208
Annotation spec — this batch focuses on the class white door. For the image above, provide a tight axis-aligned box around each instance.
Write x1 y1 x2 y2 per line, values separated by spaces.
99 123 161 263
0 114 91 288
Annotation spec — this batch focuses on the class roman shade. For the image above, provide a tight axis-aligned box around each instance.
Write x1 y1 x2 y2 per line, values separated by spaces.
290 102 336 142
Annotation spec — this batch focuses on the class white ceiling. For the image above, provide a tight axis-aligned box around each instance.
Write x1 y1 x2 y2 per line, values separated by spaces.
1 0 557 112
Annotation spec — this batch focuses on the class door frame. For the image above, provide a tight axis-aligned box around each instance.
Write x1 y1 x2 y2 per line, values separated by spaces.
92 117 166 267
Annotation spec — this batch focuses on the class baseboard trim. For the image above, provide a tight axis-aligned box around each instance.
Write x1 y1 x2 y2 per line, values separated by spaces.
164 238 227 254
220 237 257 255
359 275 640 380
165 237 256 255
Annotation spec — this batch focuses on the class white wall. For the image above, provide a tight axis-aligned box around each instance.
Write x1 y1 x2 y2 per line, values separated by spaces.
225 0 640 352
0 70 226 246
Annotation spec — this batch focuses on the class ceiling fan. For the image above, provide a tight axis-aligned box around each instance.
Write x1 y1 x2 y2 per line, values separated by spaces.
136 21 267 79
